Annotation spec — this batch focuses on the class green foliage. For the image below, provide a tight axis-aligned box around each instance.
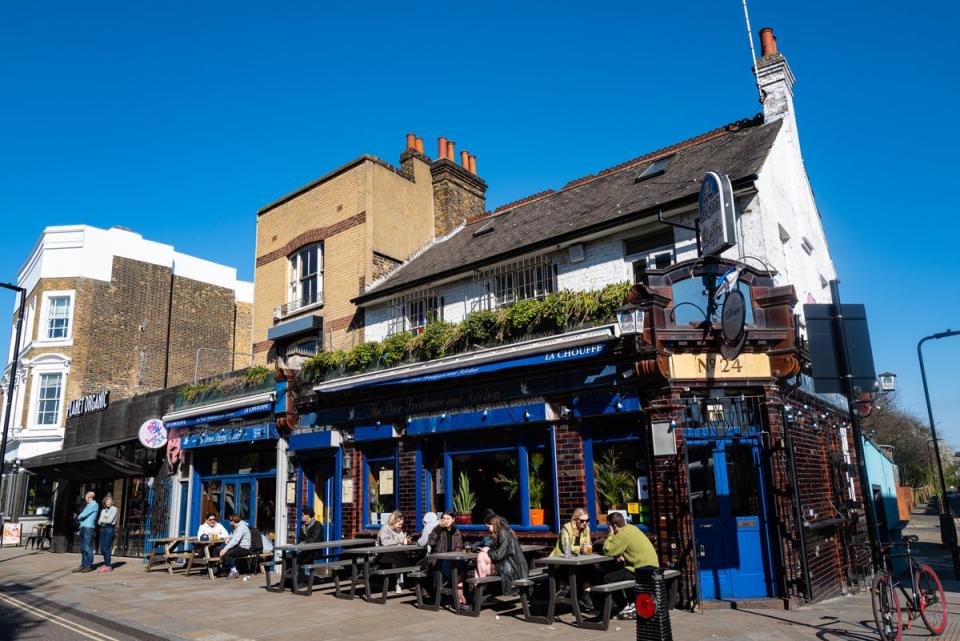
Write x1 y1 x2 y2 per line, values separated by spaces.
593 450 636 510
243 365 272 387
452 471 477 515
298 282 632 384
345 342 382 371
493 452 547 509
178 379 222 402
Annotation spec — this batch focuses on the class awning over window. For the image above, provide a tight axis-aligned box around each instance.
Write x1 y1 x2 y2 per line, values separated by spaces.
21 437 152 481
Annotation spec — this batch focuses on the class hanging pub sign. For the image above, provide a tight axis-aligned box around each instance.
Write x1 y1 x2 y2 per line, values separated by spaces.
720 289 747 360
138 418 167 449
698 171 737 256
66 390 109 418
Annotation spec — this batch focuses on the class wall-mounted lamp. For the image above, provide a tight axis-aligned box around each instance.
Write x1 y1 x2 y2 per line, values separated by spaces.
669 419 678 432
615 400 623 411
559 405 571 418
523 410 531 421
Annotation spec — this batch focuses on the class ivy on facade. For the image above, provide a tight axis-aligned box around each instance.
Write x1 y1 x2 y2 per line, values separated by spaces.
301 281 633 383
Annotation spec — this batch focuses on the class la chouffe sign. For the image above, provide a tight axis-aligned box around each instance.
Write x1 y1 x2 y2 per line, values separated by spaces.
698 171 737 256
66 391 109 418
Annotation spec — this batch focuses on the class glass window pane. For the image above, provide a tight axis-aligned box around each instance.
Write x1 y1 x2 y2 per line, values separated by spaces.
367 459 396 524
36 373 62 425
257 477 276 539
237 483 252 522
201 480 222 522
451 451 521 525
726 443 760 517
592 442 647 527
688 445 719 518
223 483 237 520
46 296 70 339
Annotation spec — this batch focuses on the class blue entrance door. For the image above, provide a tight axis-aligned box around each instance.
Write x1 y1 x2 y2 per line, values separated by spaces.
690 438 773 600
223 480 256 526
303 460 337 542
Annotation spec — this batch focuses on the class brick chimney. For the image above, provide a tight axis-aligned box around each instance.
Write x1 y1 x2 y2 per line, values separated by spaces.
756 27 796 124
399 132 432 181
430 136 487 237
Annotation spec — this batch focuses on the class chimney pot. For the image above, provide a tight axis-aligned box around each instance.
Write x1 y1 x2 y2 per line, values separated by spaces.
415 137 424 154
447 140 455 162
759 27 777 57
460 150 469 168
438 136 447 159
406 133 416 150
469 154 477 174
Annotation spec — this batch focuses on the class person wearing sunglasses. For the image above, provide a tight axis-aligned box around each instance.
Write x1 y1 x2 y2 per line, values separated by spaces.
549 508 597 611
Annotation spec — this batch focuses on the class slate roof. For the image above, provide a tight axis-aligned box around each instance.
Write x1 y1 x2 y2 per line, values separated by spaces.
356 115 782 304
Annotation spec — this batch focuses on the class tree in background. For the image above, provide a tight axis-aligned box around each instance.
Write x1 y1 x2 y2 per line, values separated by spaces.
862 393 956 488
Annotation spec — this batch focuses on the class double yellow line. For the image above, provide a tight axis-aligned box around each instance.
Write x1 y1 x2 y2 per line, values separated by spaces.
0 592 121 641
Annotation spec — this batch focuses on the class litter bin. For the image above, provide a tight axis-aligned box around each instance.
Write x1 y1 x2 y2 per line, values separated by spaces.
635 567 673 641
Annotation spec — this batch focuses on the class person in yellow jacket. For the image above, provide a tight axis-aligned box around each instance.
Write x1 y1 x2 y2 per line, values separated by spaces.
602 511 659 619
550 507 593 557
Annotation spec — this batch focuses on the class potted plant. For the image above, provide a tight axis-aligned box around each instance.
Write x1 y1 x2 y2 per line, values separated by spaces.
593 450 635 525
494 453 547 525
452 471 476 524
369 480 387 525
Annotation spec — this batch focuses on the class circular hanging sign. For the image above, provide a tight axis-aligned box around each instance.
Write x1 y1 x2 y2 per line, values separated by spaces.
721 289 746 343
138 418 167 449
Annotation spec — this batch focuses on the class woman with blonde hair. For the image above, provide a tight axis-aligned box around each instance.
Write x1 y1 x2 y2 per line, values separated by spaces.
376 511 410 592
550 507 592 557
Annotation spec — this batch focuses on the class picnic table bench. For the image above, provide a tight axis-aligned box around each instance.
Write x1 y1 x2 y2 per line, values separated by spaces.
144 537 189 575
265 538 367 595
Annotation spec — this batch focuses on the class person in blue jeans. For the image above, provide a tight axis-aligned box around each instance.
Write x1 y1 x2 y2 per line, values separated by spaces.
97 495 119 572
73 491 97 573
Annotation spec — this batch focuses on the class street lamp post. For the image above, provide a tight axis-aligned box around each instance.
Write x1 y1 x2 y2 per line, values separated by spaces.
0 282 26 530
917 329 960 577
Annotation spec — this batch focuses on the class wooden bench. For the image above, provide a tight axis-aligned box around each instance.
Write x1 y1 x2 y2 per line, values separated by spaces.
300 559 354 597
368 565 422 605
577 579 636 631
459 575 502 617
187 549 271 580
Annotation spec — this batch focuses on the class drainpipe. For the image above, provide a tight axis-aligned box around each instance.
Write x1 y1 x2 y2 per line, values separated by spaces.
781 404 813 602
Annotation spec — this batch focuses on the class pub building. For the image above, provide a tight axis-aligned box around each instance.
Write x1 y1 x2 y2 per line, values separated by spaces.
22 387 174 556
273 29 884 604
160 368 284 543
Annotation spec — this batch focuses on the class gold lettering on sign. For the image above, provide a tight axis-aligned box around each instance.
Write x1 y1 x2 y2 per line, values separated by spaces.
668 353 772 380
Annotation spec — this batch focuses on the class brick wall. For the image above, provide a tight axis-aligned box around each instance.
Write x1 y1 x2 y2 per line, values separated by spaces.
555 419 587 518
430 160 487 237
233 301 253 368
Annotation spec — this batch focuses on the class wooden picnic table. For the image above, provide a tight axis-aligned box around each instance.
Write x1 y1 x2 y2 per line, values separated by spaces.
344 544 425 602
267 538 367 595
534 554 616 627
144 536 189 575
183 537 226 579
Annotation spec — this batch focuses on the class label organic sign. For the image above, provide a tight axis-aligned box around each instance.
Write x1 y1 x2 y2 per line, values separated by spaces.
66 391 109 418
698 171 737 256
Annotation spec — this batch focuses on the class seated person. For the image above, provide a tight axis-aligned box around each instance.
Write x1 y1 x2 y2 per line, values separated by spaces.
551 507 596 610
197 512 229 556
425 512 465 603
300 508 323 570
602 512 659 620
376 511 410 590
479 515 528 596
215 513 252 579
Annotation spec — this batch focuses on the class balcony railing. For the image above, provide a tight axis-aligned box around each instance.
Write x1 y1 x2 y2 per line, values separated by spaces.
275 291 323 320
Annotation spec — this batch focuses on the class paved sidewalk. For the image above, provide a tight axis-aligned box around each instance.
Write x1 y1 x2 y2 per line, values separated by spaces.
1 508 957 641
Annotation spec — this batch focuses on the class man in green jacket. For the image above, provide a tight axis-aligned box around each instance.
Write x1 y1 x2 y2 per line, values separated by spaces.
602 512 658 619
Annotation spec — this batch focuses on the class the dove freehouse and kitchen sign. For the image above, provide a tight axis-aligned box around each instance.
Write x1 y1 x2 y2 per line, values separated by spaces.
698 171 737 256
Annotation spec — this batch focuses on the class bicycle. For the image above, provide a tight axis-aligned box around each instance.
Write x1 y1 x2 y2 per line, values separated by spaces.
870 534 948 641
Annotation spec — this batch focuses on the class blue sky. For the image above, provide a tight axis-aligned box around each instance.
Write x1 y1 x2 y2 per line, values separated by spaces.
1 2 958 444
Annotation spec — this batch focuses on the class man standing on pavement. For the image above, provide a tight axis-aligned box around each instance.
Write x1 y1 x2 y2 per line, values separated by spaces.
73 492 97 573
602 511 659 619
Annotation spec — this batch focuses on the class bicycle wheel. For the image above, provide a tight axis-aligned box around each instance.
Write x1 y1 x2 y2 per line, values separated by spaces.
872 572 902 641
916 563 947 635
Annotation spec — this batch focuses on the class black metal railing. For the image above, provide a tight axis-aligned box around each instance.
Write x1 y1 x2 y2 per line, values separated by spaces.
275 291 323 319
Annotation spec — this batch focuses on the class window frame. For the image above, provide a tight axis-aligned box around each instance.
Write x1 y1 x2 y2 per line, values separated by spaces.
36 290 74 346
583 421 650 533
362 448 399 530
287 243 324 310
431 438 554 533
26 354 70 430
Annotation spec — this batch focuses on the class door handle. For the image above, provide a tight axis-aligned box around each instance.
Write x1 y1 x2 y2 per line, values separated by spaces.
699 545 705 557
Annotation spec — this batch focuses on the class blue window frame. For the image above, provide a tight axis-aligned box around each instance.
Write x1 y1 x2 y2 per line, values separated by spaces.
583 418 651 532
420 433 554 532
362 447 398 529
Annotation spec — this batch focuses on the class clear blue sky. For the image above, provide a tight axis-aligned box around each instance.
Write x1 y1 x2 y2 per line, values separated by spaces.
1 2 958 444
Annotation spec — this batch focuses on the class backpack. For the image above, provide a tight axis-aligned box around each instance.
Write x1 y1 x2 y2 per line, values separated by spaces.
249 527 263 554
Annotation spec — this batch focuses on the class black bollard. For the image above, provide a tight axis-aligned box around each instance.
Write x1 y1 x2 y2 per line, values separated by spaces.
635 567 673 641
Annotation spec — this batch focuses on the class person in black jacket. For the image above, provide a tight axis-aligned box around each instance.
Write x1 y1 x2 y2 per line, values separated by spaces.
426 512 465 600
482 515 528 595
300 507 323 572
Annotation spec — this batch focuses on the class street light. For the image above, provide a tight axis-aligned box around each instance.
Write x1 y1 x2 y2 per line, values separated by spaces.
878 371 897 393
917 329 960 578
0 282 26 529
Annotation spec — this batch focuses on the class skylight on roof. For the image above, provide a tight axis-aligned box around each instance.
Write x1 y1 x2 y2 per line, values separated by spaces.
472 219 495 237
636 155 675 182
